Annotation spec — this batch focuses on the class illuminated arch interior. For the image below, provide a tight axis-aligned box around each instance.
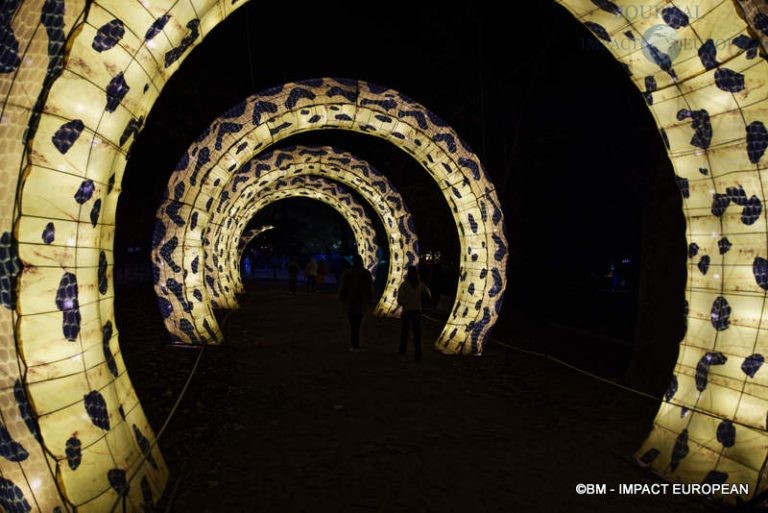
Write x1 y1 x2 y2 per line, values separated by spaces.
173 175 381 326
156 77 508 356
237 225 275 271
201 145 419 318
3 0 763 508
558 0 768 501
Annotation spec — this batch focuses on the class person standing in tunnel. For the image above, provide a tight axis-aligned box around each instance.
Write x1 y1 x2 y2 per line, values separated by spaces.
397 266 431 362
287 257 300 293
338 254 373 352
305 257 318 292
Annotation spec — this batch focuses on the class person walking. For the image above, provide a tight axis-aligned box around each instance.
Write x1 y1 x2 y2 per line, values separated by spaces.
397 266 431 362
287 257 300 293
338 254 373 352
305 258 318 292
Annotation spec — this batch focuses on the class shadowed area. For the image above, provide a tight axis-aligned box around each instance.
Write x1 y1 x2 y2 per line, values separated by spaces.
120 282 713 513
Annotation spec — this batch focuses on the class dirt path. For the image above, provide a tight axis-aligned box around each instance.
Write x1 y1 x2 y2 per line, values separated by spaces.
120 283 717 513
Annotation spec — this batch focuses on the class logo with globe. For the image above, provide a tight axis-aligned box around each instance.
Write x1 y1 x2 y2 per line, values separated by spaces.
641 24 682 65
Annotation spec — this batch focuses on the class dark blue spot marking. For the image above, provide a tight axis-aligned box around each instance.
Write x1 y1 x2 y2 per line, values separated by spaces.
715 68 745 93
754 13 768 36
0 1 22 74
84 390 110 430
55 272 80 341
747 121 768 164
717 237 731 255
0 424 27 463
75 179 94 204
742 196 762 225
160 236 180 273
52 119 84 154
696 351 727 391
157 297 172 319
145 14 170 41
716 420 735 448
98 250 108 294
433 133 457 152
590 0 620 14
92 19 124 52
753 257 768 290
0 476 31 513
697 255 710 275
65 436 81 470
662 6 689 28
0 232 19 309
711 193 730 217
711 297 731 331
285 87 316 109
42 222 55 244
90 198 101 227
119 116 143 146
677 109 711 149
664 375 678 402
108 468 129 497
398 110 428 129
697 39 717 70
733 35 759 59
133 425 157 469
215 122 242 150
164 19 199 68
584 21 611 42
102 320 117 377
327 86 358 103
105 72 129 112
742 354 764 378
702 470 728 486
488 269 503 298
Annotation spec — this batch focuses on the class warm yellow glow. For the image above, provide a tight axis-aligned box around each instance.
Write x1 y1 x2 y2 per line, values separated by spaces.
558 0 768 502
155 79 508 355
202 146 419 317
2 0 246 509
201 175 381 312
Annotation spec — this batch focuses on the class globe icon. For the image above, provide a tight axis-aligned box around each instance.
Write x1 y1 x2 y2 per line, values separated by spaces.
641 24 682 65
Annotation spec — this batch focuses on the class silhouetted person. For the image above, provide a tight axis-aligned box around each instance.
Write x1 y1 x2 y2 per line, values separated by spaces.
287 258 300 293
315 261 327 291
397 266 431 362
339 254 373 352
305 258 318 292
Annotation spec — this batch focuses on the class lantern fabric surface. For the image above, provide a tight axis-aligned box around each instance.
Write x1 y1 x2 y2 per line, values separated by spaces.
0 0 246 510
202 145 419 317
156 78 508 355
558 0 768 501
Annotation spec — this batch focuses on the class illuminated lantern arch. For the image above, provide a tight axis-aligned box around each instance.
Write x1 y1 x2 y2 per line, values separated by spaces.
184 175 381 321
209 176 379 310
1 0 247 509
157 78 508 355
559 0 768 501
203 146 420 318
4 0 763 508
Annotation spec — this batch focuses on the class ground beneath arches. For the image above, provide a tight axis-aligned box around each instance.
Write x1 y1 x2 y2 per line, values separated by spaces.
119 282 716 513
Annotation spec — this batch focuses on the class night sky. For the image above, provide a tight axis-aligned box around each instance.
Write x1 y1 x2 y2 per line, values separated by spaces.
118 0 682 337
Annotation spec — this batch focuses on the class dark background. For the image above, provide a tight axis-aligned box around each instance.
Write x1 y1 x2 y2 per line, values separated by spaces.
117 1 687 392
